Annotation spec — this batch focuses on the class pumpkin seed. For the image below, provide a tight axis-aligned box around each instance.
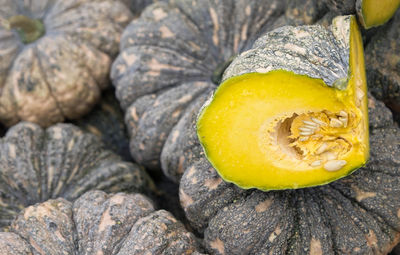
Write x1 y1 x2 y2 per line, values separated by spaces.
316 143 328 154
310 160 322 167
323 160 347 171
311 117 326 126
329 118 343 127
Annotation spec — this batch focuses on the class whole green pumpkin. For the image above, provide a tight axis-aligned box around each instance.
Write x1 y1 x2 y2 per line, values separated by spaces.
0 0 132 127
0 190 204 255
0 122 153 229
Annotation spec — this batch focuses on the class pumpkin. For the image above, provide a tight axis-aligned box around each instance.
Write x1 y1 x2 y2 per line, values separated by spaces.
0 0 132 127
365 9 400 114
73 88 131 161
323 0 400 28
180 96 400 254
197 16 368 190
111 0 330 180
0 122 153 229
0 190 203 255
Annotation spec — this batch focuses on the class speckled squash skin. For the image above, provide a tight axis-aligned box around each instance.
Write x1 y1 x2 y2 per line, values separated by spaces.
179 96 400 254
324 0 356 14
0 122 153 229
119 0 160 17
0 0 133 127
0 190 203 255
73 88 131 161
111 0 330 180
365 9 400 113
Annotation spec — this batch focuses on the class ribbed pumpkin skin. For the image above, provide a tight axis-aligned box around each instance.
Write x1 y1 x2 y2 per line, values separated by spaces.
111 0 330 180
73 89 131 161
0 0 133 127
0 190 202 255
365 9 400 113
180 97 400 254
0 123 153 229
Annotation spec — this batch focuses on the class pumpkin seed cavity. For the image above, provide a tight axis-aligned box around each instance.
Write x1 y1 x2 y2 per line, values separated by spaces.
271 109 358 172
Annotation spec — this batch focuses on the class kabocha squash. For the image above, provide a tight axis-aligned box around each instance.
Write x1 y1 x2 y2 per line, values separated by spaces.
0 0 132 127
0 122 153 229
0 190 203 255
111 0 330 180
181 96 400 254
198 16 368 190
73 88 131 161
365 9 400 114
324 0 400 28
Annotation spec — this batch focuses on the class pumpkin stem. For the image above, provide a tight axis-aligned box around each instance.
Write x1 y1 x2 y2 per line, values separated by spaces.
211 55 236 85
2 15 45 44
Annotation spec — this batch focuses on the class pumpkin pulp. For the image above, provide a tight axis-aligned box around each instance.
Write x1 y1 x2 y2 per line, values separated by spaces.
2 15 45 44
360 0 400 28
197 17 369 190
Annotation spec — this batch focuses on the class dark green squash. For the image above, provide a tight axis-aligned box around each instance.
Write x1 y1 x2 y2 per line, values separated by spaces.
180 96 400 254
111 0 330 180
0 122 153 229
0 0 133 127
0 190 203 255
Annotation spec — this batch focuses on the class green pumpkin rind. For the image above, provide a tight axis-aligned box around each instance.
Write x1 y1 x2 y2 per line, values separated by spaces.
180 97 400 254
0 0 133 127
0 190 202 255
73 89 131 161
111 0 330 180
0 122 153 229
365 9 400 113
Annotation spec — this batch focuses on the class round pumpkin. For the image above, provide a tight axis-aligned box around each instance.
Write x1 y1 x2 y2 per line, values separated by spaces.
180 95 400 254
0 122 153 229
0 0 132 127
0 190 203 255
73 88 131 161
111 0 330 180
365 8 400 114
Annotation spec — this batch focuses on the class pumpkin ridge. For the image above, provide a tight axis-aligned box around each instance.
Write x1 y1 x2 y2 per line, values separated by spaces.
319 188 381 253
329 184 399 235
33 45 66 120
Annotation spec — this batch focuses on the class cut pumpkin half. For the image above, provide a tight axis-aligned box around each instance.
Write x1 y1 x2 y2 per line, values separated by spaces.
197 16 369 191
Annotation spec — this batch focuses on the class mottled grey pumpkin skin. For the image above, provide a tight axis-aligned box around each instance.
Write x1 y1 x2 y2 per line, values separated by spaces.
73 88 131 161
0 122 153 229
179 97 400 254
323 0 356 14
222 16 350 87
0 190 202 255
0 0 133 127
365 9 400 113
111 0 329 179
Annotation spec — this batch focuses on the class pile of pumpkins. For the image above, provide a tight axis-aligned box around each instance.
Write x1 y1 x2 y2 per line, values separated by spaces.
0 0 399 254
